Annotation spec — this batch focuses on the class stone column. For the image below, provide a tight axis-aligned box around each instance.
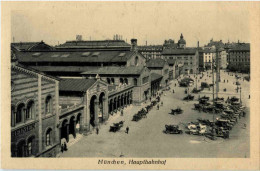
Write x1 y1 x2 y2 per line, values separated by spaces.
38 75 43 153
102 97 107 121
12 112 16 127
55 81 60 152
111 101 114 113
83 92 89 133
118 97 121 110
73 119 76 138
94 99 99 126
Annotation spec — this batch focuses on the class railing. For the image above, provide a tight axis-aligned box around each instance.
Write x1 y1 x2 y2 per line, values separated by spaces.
60 103 84 116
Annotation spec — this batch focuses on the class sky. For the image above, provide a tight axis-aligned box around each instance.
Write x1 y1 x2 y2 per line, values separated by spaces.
11 2 251 47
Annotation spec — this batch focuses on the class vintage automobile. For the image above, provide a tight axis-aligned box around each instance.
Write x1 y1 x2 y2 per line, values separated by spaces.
199 96 210 101
179 78 194 87
201 82 210 88
164 125 183 134
192 88 202 94
170 107 183 115
109 121 124 132
197 118 214 126
186 123 207 135
183 95 194 101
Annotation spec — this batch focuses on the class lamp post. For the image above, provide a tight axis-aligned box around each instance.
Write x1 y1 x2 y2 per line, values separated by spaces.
239 87 242 104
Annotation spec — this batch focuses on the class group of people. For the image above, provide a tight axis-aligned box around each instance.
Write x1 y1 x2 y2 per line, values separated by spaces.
61 142 68 153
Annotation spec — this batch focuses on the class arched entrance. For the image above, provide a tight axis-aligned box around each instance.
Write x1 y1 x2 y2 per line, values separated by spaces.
17 140 26 157
61 119 69 142
76 113 81 134
113 97 117 112
99 92 106 123
109 99 113 114
27 135 35 157
90 95 97 127
69 116 76 138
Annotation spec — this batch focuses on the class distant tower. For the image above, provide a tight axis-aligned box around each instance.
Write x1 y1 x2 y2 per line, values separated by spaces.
76 35 82 41
131 39 138 52
178 33 186 48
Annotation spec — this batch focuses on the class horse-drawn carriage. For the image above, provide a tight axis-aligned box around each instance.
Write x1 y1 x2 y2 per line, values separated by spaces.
109 121 124 132
170 107 183 115
164 125 183 134
192 88 202 94
132 108 147 122
183 95 194 101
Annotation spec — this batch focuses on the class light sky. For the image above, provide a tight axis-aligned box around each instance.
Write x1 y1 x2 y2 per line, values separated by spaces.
11 2 250 47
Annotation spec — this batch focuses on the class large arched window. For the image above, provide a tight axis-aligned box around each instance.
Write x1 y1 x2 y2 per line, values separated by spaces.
11 105 15 127
106 78 111 84
16 103 25 124
133 78 138 86
46 128 52 146
124 78 128 85
26 101 34 120
45 96 52 114
27 136 35 156
135 56 139 66
111 78 115 85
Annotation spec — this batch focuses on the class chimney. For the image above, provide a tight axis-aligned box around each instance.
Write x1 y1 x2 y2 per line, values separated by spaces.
131 38 138 52
197 41 199 48
146 40 147 46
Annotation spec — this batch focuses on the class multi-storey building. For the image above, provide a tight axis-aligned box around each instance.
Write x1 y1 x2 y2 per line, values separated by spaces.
203 48 215 70
11 60 60 157
138 45 163 59
162 48 199 74
146 58 170 86
227 43 250 73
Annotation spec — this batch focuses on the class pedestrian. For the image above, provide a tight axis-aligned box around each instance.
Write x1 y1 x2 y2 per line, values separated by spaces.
96 127 99 135
161 101 163 106
126 126 129 134
224 79 225 83
175 83 176 87
61 144 64 153
249 95 250 99
64 142 68 151
173 89 175 93
121 109 124 116
227 80 228 83
150 97 152 102
157 104 160 110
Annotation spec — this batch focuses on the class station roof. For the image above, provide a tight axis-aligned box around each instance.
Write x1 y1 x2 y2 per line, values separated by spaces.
146 58 167 68
15 50 135 63
81 66 145 76
56 40 131 48
59 78 97 92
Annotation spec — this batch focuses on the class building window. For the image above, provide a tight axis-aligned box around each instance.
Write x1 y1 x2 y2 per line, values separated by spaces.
111 78 115 85
135 56 139 66
106 78 111 84
26 101 34 120
133 78 138 86
16 103 25 124
46 128 52 146
45 96 52 114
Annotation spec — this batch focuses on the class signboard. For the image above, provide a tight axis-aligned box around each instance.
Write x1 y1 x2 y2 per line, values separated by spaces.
11 123 36 138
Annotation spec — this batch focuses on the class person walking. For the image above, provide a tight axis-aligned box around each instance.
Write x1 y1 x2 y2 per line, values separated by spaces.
126 126 129 134
64 142 68 151
249 95 250 99
121 109 124 116
172 89 175 93
61 144 64 153
157 104 160 110
96 127 99 135
161 101 163 106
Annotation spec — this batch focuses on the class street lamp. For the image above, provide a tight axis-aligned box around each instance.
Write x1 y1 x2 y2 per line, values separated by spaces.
239 87 242 104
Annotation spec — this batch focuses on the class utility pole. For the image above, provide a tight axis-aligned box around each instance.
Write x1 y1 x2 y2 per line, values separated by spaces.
216 46 220 99
212 53 216 140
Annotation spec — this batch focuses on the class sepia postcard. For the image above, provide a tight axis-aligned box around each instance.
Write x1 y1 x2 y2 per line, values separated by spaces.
1 1 260 170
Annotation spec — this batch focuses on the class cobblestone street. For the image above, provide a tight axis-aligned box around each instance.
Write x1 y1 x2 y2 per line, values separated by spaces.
59 71 250 158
